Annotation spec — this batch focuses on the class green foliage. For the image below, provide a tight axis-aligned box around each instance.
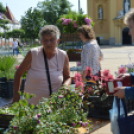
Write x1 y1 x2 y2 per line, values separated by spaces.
20 7 45 40
0 56 18 80
1 87 90 134
37 0 73 25
0 2 6 13
57 12 95 33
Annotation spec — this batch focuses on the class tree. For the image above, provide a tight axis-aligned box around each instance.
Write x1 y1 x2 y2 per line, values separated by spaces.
20 7 45 45
0 2 10 49
37 0 73 25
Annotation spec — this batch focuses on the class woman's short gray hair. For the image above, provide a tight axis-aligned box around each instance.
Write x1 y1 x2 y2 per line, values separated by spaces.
39 25 61 39
124 8 134 25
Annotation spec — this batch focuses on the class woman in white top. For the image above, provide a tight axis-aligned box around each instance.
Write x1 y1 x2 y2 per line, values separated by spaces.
12 38 19 56
77 25 103 77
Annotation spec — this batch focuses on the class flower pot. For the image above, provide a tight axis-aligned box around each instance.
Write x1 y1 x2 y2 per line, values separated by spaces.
0 114 14 128
86 96 134 119
0 78 26 98
68 53 81 61
61 33 81 42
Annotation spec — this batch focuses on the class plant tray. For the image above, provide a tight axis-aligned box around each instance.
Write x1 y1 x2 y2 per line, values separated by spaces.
0 114 14 128
87 96 134 119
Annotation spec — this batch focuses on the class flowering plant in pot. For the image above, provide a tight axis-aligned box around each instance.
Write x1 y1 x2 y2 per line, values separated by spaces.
1 86 91 134
73 67 114 116
115 63 134 76
57 12 95 33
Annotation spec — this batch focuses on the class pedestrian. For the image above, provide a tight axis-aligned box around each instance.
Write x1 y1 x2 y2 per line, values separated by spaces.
77 25 103 78
12 38 19 56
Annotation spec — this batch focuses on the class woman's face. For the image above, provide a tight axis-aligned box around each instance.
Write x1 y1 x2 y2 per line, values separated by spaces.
78 32 87 42
41 33 60 51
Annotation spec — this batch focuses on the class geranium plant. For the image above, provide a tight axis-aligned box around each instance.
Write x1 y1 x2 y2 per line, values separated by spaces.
115 63 134 76
73 67 114 109
57 12 95 33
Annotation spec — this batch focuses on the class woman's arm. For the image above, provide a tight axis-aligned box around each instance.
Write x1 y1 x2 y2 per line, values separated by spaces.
12 51 32 103
63 54 71 87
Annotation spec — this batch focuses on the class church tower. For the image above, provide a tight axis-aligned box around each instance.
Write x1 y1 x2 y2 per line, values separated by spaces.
87 0 134 45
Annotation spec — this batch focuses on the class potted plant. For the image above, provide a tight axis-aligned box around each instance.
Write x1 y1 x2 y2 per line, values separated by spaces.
0 86 91 134
0 56 26 98
74 67 134 119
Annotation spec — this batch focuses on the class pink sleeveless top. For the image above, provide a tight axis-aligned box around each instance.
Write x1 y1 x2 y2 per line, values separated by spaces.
25 47 66 105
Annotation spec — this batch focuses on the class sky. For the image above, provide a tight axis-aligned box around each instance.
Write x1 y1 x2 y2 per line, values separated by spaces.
0 0 87 21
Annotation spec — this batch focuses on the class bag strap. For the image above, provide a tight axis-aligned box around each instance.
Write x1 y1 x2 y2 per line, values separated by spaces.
43 49 52 96
116 97 128 119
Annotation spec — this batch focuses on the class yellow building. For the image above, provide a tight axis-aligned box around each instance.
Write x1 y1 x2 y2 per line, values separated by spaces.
87 0 134 45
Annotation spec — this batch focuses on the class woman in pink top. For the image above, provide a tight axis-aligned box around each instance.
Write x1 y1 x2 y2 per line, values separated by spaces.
12 25 71 105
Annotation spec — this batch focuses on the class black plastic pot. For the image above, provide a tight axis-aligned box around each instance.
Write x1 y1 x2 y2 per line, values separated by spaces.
86 96 134 119
0 114 14 128
0 78 26 98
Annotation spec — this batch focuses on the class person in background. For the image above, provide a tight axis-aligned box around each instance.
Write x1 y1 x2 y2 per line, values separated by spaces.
12 38 19 56
77 25 103 78
114 9 134 100
12 25 71 105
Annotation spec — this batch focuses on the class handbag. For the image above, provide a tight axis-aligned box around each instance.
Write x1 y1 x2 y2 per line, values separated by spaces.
43 49 52 96
116 97 134 134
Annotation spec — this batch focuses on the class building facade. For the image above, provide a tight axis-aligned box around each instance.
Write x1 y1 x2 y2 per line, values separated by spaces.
0 6 20 46
87 0 134 45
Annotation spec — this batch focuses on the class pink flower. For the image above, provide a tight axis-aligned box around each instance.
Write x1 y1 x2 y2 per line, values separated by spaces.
92 76 99 81
86 67 92 77
82 122 88 127
108 74 114 80
74 73 82 83
84 18 92 26
62 19 72 25
77 62 81 66
119 67 126 74
37 114 41 118
13 126 18 130
75 81 84 89
103 69 110 77
58 95 63 99
37 120 40 124
72 122 75 127
15 65 20 70
60 18 65 20
74 20 78 28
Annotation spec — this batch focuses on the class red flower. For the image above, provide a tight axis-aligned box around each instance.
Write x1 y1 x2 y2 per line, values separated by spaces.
86 67 92 77
119 67 126 74
102 69 110 77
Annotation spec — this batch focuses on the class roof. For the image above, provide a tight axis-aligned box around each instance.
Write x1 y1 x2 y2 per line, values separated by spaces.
4 6 19 25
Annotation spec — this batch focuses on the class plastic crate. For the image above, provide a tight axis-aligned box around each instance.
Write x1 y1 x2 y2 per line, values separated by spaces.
0 78 26 98
0 114 14 128
87 96 134 119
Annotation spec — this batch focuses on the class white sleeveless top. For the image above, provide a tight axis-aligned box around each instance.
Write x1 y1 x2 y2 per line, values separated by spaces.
25 47 66 105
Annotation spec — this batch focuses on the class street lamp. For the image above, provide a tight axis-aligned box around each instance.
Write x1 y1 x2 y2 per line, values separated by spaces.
78 0 81 12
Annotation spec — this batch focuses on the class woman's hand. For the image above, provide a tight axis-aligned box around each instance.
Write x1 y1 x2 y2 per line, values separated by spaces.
113 87 126 98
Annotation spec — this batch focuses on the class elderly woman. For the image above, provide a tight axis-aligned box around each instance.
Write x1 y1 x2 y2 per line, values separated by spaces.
13 25 71 105
77 25 103 77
